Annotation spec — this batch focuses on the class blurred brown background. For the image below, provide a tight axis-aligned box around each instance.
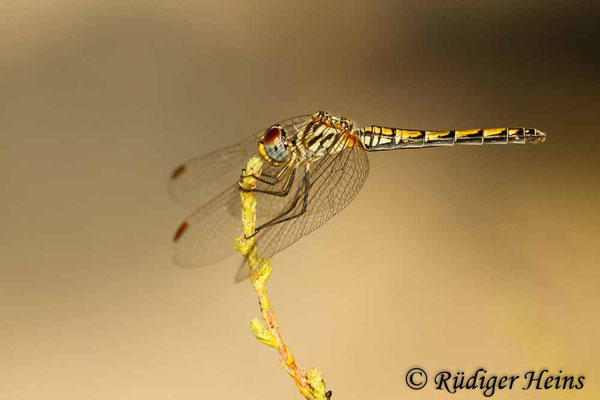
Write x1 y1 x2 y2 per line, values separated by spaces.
1 1 598 399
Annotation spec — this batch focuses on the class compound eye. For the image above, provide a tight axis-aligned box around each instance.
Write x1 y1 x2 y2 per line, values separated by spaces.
263 126 289 163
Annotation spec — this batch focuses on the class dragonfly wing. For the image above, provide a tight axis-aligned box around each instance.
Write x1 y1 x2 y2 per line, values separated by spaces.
254 138 370 260
171 148 312 269
168 136 258 207
172 183 242 267
172 138 369 271
231 138 369 281
169 115 311 207
171 115 312 268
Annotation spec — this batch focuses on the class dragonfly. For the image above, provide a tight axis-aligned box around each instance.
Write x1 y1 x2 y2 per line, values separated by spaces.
170 111 546 268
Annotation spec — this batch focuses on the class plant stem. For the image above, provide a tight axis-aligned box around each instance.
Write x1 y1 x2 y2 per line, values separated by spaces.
235 156 329 400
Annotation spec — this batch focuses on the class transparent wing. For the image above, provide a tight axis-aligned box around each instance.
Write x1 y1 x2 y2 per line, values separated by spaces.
169 115 310 207
172 128 370 270
255 138 370 260
172 183 244 267
171 115 312 267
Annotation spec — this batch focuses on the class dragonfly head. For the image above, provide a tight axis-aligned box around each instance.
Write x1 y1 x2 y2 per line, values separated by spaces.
258 125 290 166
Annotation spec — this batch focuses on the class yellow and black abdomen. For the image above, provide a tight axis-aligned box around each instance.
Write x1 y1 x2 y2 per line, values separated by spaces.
358 126 546 151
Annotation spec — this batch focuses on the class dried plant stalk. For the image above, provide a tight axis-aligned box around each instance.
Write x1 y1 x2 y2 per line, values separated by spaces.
235 156 330 400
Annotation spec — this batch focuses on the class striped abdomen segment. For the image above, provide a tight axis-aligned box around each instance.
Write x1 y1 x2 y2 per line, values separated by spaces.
358 126 546 151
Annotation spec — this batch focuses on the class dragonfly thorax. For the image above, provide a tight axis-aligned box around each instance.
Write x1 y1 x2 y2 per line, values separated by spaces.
257 112 360 166
300 112 359 158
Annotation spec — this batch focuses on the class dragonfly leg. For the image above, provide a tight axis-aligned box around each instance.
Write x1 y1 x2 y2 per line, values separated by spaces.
240 154 296 186
240 166 297 197
246 168 310 238
240 171 280 186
